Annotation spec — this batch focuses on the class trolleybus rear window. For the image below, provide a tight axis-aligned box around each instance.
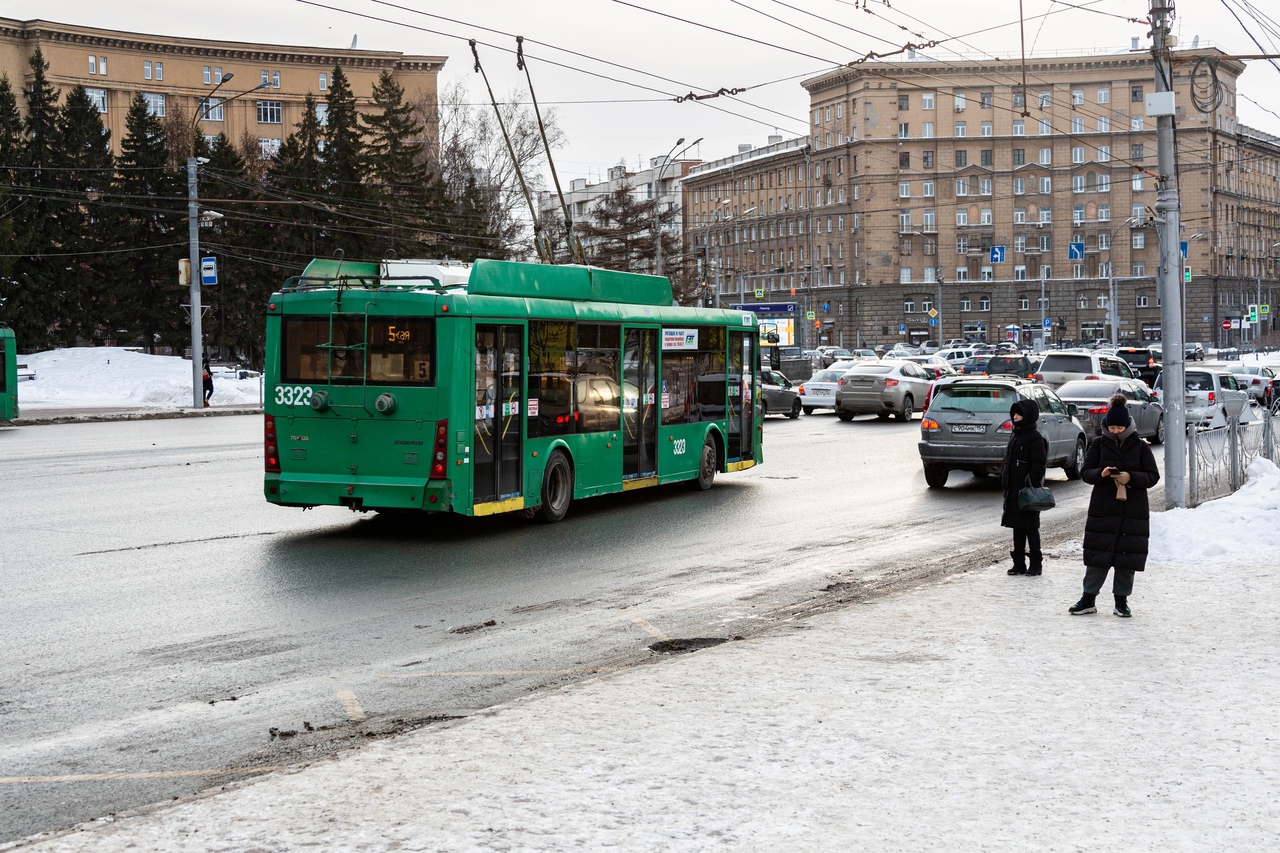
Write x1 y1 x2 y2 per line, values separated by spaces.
281 316 436 386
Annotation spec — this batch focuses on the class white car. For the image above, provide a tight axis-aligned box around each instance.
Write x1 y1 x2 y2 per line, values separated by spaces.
936 346 976 367
796 367 847 414
1034 351 1135 390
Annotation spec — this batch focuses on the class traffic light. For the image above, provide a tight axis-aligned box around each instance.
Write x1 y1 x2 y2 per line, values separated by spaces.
1248 304 1259 323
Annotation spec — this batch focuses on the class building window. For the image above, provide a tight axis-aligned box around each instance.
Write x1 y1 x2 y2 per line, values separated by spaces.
1070 117 1083 134
144 60 152 80
899 211 912 232
981 120 993 137
84 87 107 113
922 151 934 168
956 210 969 226
981 150 993 167
921 207 937 230
1132 231 1146 249
980 207 992 225
980 178 992 195
1098 174 1111 192
1020 294 1030 308
1131 116 1144 131
198 97 224 122
1072 175 1085 193
262 70 270 86
203 65 211 84
955 121 967 137
1097 87 1110 104
979 295 991 310
1131 85 1144 102
1132 143 1144 160
923 180 935 197
155 62 163 81
919 92 934 111
1098 116 1110 133
957 237 969 254
257 100 283 124
1014 208 1026 225
1072 89 1084 105
955 92 967 111
319 72 328 90
258 137 282 160
1039 148 1052 165
899 151 911 168
1073 204 1085 223
955 150 967 168
1132 203 1145 220
1132 173 1144 191
142 92 165 117
1137 292 1149 307
1039 234 1052 251
955 177 968 196
922 121 935 138
1038 91 1051 108
1013 178 1025 195
272 70 281 88
214 67 223 84
1012 148 1025 166
898 94 910 111
1040 208 1052 224
315 103 329 126
1013 90 1025 108
1039 119 1051 135
89 55 97 75
899 123 910 138
1072 146 1085 163
97 56 107 75
1013 119 1025 136
1039 177 1052 194
899 181 911 198
1015 235 1027 252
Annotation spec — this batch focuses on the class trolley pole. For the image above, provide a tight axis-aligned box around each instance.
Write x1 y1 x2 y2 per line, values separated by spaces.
1151 0 1186 507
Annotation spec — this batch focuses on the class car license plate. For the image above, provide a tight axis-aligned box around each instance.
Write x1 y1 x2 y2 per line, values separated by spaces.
811 389 830 396
1184 395 1196 405
951 423 986 434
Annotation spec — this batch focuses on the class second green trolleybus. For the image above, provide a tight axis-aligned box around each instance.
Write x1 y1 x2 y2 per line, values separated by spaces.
264 258 763 522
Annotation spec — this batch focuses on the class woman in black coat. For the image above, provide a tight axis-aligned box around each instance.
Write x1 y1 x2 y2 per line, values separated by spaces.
1069 394 1161 617
1002 398 1049 576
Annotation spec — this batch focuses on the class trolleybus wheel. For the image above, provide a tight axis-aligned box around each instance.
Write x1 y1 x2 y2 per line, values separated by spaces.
536 451 574 523
688 435 718 491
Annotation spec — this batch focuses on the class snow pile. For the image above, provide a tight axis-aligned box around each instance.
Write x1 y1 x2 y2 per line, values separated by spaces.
18 347 262 409
1150 456 1280 564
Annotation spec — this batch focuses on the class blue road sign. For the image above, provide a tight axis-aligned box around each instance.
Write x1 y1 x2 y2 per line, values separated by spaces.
990 246 1006 263
929 318 938 326
899 323 907 332
1043 317 1053 329
200 256 217 286
1180 241 1189 260
1068 242 1085 260
729 303 796 313
822 302 830 312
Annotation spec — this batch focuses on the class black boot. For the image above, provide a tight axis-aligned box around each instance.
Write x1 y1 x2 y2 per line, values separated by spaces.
1069 594 1097 615
1007 550 1027 575
1026 552 1043 576
1114 595 1132 617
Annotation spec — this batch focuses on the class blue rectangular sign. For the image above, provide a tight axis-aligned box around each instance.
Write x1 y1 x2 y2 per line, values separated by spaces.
1068 242 1085 260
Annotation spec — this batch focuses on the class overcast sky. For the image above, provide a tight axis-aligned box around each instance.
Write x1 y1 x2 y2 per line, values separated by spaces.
8 0 1280 183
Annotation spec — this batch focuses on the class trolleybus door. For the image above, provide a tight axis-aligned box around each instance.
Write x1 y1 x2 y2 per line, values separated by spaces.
473 325 523 505
728 331 756 460
622 327 658 482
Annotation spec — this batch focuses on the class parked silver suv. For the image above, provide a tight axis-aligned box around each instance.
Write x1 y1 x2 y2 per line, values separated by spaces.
1035 351 1135 390
918 377 1086 488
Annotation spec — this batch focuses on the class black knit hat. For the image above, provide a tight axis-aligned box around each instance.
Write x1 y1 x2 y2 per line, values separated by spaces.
1104 393 1132 427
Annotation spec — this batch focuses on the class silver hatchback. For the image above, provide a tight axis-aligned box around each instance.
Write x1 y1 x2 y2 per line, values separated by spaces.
917 378 1086 488
835 360 933 422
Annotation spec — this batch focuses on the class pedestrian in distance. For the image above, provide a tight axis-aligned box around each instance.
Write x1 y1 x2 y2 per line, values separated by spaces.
1069 393 1161 617
1002 399 1048 576
202 359 214 408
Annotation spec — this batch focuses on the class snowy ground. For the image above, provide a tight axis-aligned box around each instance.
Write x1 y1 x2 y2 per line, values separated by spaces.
12 459 1280 851
14 347 263 410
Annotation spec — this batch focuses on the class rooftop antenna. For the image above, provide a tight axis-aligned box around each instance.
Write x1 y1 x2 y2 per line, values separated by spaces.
349 34 358 50
517 35 585 265
470 39 552 264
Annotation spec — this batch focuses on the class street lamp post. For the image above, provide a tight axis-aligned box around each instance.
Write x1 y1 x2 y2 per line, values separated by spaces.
653 136 701 278
186 74 269 406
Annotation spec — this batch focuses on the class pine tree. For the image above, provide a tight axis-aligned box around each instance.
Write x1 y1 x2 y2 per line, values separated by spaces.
55 85 116 343
114 93 182 353
266 93 326 267
322 66 371 260
3 49 65 348
578 177 672 274
0 75 22 290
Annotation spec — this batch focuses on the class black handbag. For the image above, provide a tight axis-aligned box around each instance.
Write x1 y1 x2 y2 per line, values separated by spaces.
1018 476 1056 512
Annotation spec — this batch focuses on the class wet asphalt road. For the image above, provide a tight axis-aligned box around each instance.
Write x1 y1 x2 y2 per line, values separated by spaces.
0 412 1104 843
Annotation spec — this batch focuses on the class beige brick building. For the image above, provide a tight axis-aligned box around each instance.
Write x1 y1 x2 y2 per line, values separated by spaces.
683 48 1280 350
0 17 445 161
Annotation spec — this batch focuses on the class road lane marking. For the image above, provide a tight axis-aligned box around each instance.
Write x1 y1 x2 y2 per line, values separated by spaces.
631 618 670 641
377 667 625 679
0 767 287 785
337 688 367 721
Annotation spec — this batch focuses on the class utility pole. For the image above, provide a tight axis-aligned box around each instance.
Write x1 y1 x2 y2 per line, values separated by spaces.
1151 0 1186 507
1108 261 1118 347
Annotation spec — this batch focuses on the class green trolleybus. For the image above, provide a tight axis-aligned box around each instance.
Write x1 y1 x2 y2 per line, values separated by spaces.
263 258 763 522
0 323 16 422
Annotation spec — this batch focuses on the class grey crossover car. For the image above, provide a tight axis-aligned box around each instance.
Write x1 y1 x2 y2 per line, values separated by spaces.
918 377 1086 488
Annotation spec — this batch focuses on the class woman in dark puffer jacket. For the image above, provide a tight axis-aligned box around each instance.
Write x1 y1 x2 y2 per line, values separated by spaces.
1002 398 1048 576
1069 394 1160 617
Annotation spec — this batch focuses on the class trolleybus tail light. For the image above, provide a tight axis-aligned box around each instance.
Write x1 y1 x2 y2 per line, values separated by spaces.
265 416 280 473
430 419 448 479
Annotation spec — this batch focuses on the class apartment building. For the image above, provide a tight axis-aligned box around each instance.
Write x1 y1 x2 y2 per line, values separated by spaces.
684 48 1280 349
0 17 445 161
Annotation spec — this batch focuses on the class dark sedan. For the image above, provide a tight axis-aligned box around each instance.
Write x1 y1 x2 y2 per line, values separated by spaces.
1054 378 1165 445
